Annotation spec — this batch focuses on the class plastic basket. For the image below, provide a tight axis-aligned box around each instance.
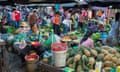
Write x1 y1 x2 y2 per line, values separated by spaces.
51 43 68 51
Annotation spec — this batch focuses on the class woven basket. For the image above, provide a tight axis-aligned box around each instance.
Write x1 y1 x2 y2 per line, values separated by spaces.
39 63 63 72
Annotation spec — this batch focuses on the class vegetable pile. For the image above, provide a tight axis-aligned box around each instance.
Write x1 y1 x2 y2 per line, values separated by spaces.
66 46 120 72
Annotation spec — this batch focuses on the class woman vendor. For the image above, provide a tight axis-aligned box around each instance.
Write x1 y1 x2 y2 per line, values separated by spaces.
78 31 94 48
23 23 45 60
14 22 45 62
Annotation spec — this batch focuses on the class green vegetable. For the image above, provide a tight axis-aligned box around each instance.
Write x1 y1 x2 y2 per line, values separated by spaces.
91 32 100 42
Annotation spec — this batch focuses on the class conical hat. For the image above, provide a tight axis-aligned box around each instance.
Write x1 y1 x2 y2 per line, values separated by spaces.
20 22 29 27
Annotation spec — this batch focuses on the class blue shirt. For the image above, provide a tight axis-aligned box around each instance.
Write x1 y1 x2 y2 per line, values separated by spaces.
109 21 118 39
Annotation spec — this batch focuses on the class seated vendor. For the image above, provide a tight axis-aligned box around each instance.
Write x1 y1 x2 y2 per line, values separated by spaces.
78 31 94 48
13 22 45 62
26 23 45 56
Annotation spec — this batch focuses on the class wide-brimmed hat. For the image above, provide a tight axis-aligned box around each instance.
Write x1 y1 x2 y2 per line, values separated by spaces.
20 22 29 27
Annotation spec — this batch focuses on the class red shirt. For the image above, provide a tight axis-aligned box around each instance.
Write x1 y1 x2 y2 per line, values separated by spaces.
53 16 60 25
15 11 21 21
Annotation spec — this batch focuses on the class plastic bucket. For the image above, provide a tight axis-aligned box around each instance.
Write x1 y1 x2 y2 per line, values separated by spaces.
51 43 68 67
100 31 107 39
100 31 108 44
25 54 39 72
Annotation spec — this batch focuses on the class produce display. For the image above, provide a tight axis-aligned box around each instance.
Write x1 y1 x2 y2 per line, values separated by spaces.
61 36 72 42
66 46 120 72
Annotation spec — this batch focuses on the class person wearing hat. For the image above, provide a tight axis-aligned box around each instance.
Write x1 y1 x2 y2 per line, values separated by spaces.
14 22 30 34
14 23 45 62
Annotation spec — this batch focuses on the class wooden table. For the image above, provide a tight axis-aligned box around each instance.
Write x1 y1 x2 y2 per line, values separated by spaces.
0 42 7 72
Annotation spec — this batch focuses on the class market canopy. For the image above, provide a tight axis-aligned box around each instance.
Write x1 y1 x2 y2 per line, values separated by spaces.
86 0 120 8
13 0 76 4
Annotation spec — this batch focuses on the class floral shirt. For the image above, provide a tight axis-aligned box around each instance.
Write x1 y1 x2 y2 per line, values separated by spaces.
27 31 43 42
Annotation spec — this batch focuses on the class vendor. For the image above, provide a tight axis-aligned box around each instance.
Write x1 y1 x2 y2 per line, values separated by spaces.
26 23 45 56
13 22 30 62
109 12 120 46
52 12 61 35
78 31 94 48
14 22 45 62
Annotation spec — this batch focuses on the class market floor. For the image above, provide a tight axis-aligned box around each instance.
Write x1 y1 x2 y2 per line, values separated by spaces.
4 51 27 72
3 49 41 72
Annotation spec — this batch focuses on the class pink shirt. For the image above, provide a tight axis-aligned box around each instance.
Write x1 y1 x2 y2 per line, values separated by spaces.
79 38 94 48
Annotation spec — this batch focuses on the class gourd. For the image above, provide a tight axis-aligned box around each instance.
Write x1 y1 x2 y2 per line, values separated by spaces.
109 48 117 54
82 55 89 72
71 61 76 69
74 54 81 62
89 57 95 69
69 49 76 57
115 53 120 58
101 49 109 55
103 61 113 67
76 61 82 72
84 49 91 57
103 67 112 72
66 53 70 60
97 53 104 61
116 58 120 66
67 57 74 65
103 54 112 61
102 46 110 50
111 57 117 64
90 49 98 56
76 65 82 72
82 55 89 63
94 47 101 53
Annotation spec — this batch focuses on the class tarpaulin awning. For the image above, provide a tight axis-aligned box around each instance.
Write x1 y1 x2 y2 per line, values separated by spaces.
13 0 76 4
16 3 76 7
86 0 120 8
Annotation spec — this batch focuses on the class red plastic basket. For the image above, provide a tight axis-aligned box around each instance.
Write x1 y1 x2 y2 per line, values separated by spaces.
51 43 68 51
25 54 39 61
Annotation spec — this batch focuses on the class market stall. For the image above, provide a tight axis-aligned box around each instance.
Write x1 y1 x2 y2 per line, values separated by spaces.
0 0 120 72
